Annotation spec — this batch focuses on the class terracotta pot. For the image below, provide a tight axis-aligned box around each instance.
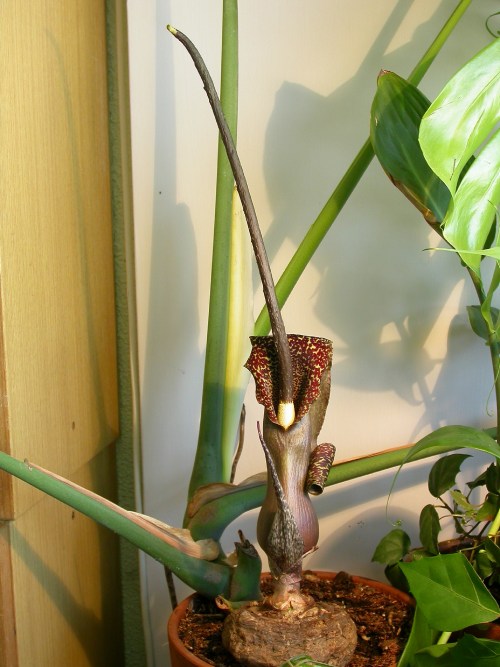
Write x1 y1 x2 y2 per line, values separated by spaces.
167 571 413 667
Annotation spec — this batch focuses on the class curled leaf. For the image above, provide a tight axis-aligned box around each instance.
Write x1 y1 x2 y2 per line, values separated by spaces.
306 443 336 495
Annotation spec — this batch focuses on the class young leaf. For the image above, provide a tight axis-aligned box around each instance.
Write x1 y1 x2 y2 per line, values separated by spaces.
372 528 411 565
450 489 475 513
419 504 441 555
419 38 500 196
467 306 499 342
281 656 330 667
400 553 500 631
428 454 470 498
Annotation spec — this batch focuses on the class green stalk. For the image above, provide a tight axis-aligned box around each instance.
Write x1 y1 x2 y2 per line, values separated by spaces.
188 0 239 498
0 452 231 598
254 0 473 336
488 508 500 538
436 631 452 645
188 441 463 540
467 265 500 444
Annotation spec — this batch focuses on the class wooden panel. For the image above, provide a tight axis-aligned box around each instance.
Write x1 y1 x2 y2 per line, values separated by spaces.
0 524 18 666
0 1 119 518
0 1 124 665
9 447 123 667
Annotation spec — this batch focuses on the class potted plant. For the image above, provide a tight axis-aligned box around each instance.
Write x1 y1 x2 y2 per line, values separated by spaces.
0 2 498 666
368 29 500 664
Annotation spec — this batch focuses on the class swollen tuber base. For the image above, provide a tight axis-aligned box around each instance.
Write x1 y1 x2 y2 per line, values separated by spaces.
222 601 357 667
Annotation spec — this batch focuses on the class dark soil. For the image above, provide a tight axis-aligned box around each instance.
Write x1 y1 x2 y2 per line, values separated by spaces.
177 571 414 666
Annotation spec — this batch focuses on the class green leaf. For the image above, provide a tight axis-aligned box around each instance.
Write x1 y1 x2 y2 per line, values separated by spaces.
419 38 500 196
450 489 475 512
189 1 244 495
400 553 500 631
370 71 450 223
467 306 500 342
428 454 470 497
397 606 439 667
475 549 495 579
414 635 500 666
281 656 330 667
404 426 500 465
419 505 441 555
442 128 500 273
372 528 411 566
483 537 500 566
486 463 500 495
475 494 499 522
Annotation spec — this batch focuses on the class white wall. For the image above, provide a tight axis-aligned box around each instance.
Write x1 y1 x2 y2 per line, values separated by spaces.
126 2 497 664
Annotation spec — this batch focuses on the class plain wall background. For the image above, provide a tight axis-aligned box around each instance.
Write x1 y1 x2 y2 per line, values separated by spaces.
126 2 498 664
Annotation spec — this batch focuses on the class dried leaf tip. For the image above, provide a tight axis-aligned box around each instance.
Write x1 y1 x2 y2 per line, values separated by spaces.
277 401 295 430
166 24 177 36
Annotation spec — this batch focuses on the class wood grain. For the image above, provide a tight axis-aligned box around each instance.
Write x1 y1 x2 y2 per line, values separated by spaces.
0 1 124 664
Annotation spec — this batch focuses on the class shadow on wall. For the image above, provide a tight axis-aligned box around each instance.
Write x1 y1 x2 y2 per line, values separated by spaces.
260 0 491 440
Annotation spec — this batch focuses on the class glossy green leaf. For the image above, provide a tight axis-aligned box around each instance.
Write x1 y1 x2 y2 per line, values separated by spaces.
372 528 411 566
414 635 500 666
428 454 470 497
403 426 500 465
419 38 500 196
419 505 441 555
400 553 500 631
370 71 450 223
397 606 439 667
442 128 500 273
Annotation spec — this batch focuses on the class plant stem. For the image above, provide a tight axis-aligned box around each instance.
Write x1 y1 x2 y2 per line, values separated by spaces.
436 631 452 645
254 0 473 336
0 452 232 598
167 24 294 413
188 440 464 541
467 266 500 446
488 508 500 539
188 0 239 497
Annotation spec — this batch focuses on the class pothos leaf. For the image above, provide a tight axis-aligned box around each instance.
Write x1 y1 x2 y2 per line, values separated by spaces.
372 528 411 566
428 454 470 498
419 504 441 555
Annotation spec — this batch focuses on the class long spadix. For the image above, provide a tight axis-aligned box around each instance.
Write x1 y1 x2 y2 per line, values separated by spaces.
167 24 294 428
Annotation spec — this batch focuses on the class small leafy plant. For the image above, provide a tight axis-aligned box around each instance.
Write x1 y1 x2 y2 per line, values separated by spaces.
370 32 500 665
